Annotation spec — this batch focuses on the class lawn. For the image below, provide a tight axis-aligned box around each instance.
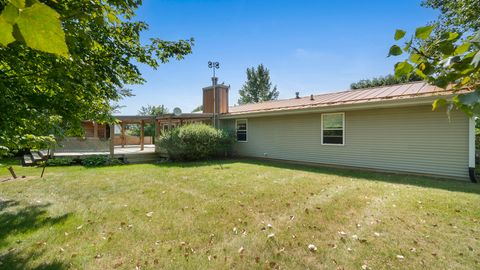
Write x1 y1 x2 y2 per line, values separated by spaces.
1 159 479 269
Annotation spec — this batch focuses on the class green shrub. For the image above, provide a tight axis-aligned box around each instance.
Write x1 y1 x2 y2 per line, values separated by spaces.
46 157 74 166
157 124 234 161
81 155 123 167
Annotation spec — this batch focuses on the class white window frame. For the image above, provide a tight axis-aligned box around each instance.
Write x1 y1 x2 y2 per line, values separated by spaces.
235 119 248 143
321 112 345 146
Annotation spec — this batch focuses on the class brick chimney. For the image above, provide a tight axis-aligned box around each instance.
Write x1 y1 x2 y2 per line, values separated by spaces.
202 78 229 114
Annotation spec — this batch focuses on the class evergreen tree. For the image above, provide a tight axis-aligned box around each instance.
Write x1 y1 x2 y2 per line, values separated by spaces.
238 64 279 104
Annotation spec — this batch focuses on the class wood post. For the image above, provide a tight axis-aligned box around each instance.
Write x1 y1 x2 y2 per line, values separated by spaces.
93 122 98 138
155 120 160 140
109 123 115 157
121 122 125 148
140 120 145 151
7 166 17 179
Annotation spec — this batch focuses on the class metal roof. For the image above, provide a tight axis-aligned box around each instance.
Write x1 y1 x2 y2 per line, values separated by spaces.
227 82 467 115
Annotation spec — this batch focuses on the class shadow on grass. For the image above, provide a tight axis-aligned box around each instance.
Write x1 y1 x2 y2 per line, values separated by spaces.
0 200 70 269
154 158 480 195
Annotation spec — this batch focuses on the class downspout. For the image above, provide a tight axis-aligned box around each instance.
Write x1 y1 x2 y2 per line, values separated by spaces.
468 117 477 183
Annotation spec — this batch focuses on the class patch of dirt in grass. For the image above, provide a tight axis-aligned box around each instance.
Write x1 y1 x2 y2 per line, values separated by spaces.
0 176 36 183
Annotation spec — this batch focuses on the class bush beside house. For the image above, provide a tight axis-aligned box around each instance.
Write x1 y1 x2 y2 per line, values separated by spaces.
157 124 234 161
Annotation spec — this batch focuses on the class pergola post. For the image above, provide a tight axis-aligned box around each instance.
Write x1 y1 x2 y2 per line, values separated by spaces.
109 123 115 157
93 122 98 138
121 122 126 148
155 120 160 141
140 120 145 151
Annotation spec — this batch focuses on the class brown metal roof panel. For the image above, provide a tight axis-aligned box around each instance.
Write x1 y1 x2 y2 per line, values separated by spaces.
351 88 379 100
375 85 404 98
417 83 438 94
401 82 426 95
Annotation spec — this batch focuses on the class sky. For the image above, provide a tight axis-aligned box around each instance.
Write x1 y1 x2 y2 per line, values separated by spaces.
118 0 438 115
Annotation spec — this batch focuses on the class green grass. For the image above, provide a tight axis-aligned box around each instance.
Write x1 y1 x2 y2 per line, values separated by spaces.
1 158 480 269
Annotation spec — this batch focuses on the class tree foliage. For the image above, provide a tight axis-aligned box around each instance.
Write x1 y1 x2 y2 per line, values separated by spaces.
0 0 193 152
128 105 169 137
350 74 422 89
389 0 480 115
138 105 169 117
191 105 203 113
238 64 279 104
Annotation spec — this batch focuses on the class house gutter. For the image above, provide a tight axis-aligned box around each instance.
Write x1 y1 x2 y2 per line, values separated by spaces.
469 117 477 183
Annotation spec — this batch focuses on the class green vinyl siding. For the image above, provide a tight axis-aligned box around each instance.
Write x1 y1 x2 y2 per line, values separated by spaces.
221 105 469 180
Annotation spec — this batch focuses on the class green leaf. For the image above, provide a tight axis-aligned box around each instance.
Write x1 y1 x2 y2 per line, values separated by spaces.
107 12 117 24
472 50 480 67
0 17 15 45
414 68 427 79
438 42 455 55
458 90 480 106
394 61 414 77
454 42 471 55
460 76 471 85
9 0 25 8
409 53 422 64
388 45 402 57
15 3 69 57
441 32 460 41
472 31 480 43
1 3 19 24
415 25 434 40
432 98 447 110
394 29 406 41
404 38 413 51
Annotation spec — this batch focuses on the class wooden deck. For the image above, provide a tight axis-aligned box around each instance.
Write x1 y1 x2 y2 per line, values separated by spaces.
50 145 156 158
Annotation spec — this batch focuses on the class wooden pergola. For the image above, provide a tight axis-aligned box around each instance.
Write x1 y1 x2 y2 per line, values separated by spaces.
110 116 157 156
105 113 213 157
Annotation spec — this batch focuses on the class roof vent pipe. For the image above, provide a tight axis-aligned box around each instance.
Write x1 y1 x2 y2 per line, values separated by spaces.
295 92 300 99
310 94 314 101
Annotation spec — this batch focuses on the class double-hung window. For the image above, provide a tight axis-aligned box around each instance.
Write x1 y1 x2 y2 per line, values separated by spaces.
321 113 345 145
236 119 247 142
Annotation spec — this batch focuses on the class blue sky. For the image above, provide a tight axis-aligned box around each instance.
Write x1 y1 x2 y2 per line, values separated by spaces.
118 0 438 114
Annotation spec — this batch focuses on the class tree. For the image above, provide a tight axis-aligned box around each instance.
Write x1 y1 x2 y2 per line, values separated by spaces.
191 105 203 113
138 105 169 116
389 0 480 116
128 105 169 137
350 74 422 89
238 64 279 104
0 1 193 153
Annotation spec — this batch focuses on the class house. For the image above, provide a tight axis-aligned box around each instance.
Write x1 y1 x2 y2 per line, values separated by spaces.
62 78 475 182
214 81 475 182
